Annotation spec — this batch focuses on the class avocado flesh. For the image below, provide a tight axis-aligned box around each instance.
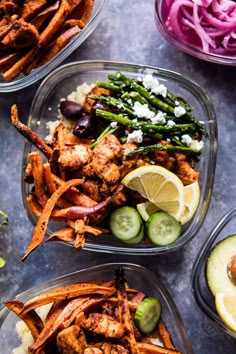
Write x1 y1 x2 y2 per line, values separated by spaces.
206 234 236 296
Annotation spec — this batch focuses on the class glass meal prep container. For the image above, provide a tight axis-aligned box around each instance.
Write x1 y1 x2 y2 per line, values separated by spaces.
0 0 107 93
191 206 236 339
155 0 236 66
21 60 217 255
0 262 194 353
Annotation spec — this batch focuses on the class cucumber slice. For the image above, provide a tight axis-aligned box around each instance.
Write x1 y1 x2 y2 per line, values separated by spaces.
146 211 182 246
135 297 161 334
110 206 142 241
123 224 144 245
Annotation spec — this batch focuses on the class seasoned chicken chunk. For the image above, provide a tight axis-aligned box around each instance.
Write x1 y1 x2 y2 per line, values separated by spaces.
84 348 103 354
96 342 129 354
59 144 92 171
56 325 87 354
175 153 199 185
81 313 125 338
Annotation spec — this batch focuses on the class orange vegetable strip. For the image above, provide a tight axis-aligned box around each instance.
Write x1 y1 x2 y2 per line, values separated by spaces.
158 320 176 350
137 342 181 354
43 163 72 208
21 178 84 261
30 152 48 207
21 284 116 314
45 226 75 243
74 219 85 249
3 300 44 340
11 105 53 159
115 268 139 354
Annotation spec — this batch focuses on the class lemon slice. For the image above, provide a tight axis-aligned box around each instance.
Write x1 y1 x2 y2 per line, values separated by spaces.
215 293 236 331
122 166 184 220
137 202 160 221
179 181 200 225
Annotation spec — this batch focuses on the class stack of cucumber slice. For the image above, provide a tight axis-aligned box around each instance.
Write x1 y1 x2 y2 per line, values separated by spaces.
110 206 182 246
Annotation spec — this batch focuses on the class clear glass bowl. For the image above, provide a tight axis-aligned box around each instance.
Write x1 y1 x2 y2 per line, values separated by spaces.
0 262 194 353
155 0 236 66
191 206 236 338
0 0 107 92
22 60 217 255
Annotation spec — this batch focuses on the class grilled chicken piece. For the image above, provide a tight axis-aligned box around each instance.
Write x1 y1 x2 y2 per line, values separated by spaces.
59 144 92 171
2 18 39 48
175 153 199 186
82 179 102 202
56 325 87 354
89 134 122 185
81 313 125 338
119 142 138 179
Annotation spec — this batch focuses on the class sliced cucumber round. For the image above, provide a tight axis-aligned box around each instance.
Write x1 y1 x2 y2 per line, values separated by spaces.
110 206 142 241
146 211 182 246
135 297 161 334
123 224 144 245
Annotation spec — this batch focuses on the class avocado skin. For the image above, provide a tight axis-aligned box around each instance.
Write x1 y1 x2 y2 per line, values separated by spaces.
206 234 236 296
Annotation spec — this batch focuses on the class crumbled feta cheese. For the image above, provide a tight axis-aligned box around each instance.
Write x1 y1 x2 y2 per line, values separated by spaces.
152 83 167 98
190 139 204 152
174 106 186 117
166 120 176 127
110 121 118 128
127 129 143 143
181 134 192 146
175 100 180 106
142 75 167 97
133 101 155 119
199 120 205 125
150 111 166 125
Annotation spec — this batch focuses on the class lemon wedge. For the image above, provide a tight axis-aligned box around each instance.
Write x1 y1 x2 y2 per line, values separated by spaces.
179 181 200 224
137 202 160 221
215 293 236 331
122 166 184 220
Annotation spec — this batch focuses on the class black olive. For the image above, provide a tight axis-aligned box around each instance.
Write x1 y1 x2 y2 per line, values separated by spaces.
73 114 95 138
91 101 113 118
59 100 84 120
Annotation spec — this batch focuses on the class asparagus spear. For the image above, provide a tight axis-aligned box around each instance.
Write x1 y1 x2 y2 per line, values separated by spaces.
89 94 135 116
127 143 201 157
89 125 118 149
107 72 205 134
95 109 198 135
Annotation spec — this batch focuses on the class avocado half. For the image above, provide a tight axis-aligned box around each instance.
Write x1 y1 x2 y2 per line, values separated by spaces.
206 234 236 296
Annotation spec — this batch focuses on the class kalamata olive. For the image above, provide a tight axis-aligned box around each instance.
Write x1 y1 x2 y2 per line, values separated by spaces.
60 100 84 120
73 114 95 138
91 101 113 117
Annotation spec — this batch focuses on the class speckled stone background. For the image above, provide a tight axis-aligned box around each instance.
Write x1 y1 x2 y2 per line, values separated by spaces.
1 1 236 353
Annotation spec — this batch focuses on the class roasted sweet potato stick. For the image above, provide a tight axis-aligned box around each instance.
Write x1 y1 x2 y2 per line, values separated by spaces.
31 1 60 30
3 46 38 81
11 105 53 159
45 226 75 243
74 219 85 249
158 320 176 350
29 152 48 206
38 0 76 47
21 283 116 314
21 178 84 261
3 300 44 340
137 342 181 354
115 268 139 354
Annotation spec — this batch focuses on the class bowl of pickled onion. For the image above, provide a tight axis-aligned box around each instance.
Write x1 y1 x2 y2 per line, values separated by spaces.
155 0 236 65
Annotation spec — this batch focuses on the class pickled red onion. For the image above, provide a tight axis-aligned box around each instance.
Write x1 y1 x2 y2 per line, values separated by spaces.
165 0 236 56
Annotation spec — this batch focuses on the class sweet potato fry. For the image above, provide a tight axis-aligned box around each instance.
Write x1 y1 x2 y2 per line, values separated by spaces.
115 268 139 354
38 0 73 47
21 285 116 313
158 320 176 350
19 0 47 20
3 46 38 81
31 1 60 30
45 226 75 243
70 0 94 26
137 342 181 354
21 178 84 261
0 52 21 74
11 105 53 159
74 218 85 249
29 152 48 207
3 300 44 340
